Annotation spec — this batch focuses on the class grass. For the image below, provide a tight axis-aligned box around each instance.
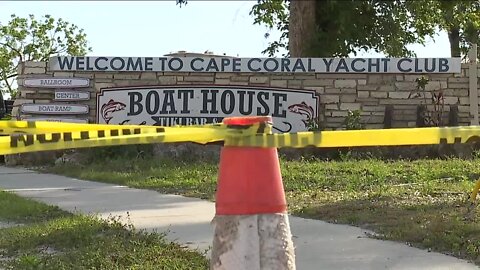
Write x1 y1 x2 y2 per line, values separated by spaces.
45 151 480 265
0 190 209 269
0 191 68 224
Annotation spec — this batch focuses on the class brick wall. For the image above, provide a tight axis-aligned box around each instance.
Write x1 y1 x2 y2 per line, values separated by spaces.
13 61 474 130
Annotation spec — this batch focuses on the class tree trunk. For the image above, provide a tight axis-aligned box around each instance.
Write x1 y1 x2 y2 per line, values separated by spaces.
448 27 461 57
288 0 316 57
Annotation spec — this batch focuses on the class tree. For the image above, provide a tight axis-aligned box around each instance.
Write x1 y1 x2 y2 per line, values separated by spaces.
250 0 479 58
250 0 290 56
435 0 479 57
0 14 91 98
176 0 187 7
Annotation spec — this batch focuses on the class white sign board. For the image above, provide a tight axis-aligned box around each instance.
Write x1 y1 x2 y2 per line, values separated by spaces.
50 56 462 73
54 91 90 101
21 103 89 115
97 86 320 133
20 116 89 123
24 77 90 88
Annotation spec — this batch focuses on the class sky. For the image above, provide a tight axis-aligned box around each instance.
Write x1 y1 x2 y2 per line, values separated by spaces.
0 0 453 59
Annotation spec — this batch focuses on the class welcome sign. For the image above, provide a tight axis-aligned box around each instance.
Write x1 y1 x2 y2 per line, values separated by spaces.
50 56 462 73
97 86 320 133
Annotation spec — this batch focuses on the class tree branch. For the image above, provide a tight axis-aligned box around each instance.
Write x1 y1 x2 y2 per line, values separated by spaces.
0 42 23 63
28 25 36 61
6 73 18 79
1 70 13 94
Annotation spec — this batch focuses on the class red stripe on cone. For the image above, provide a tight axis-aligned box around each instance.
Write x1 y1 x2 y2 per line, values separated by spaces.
216 116 287 215
223 116 273 126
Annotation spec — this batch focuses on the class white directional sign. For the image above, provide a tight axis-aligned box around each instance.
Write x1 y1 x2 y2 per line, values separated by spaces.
21 103 89 115
54 91 90 101
24 77 90 88
20 116 89 123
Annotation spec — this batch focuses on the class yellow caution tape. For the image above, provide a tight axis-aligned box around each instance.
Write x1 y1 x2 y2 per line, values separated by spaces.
1 120 480 155
224 126 480 148
0 120 266 155
0 127 228 155
469 179 480 204
0 120 218 135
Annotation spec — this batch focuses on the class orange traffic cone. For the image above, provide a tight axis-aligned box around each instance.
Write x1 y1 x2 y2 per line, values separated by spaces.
210 116 296 270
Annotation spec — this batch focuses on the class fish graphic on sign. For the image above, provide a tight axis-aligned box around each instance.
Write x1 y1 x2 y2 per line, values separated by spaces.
101 99 126 124
272 101 316 132
288 102 315 127
100 99 147 125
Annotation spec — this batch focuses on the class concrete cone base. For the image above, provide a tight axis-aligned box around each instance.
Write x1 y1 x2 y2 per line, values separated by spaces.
211 213 296 270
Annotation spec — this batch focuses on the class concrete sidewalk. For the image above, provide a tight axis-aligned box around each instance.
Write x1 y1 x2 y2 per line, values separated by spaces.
0 166 478 270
